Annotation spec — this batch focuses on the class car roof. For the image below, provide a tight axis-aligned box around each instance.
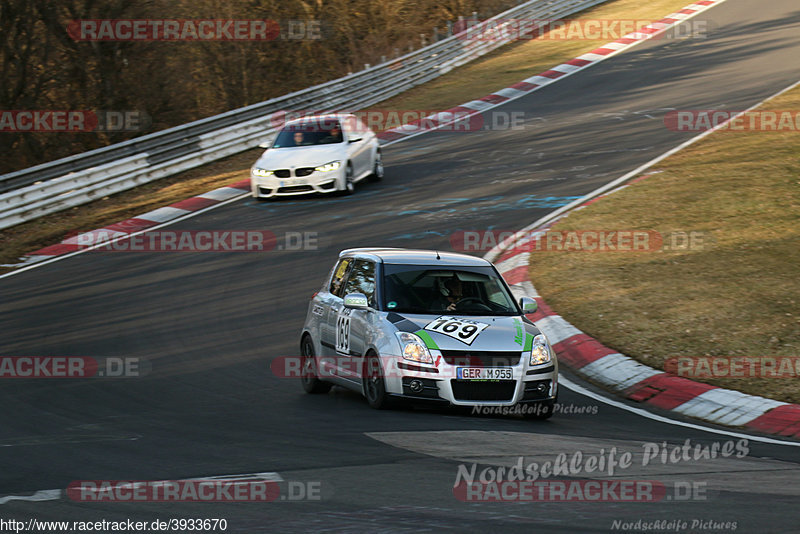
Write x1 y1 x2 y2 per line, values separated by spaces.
339 248 492 267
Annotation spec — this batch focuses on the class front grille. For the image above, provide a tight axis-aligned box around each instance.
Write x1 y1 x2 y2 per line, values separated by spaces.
295 167 314 177
440 350 522 368
451 380 516 401
274 169 290 178
279 185 313 193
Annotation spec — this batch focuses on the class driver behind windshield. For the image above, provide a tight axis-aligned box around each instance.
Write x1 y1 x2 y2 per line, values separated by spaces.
438 276 465 312
320 125 343 144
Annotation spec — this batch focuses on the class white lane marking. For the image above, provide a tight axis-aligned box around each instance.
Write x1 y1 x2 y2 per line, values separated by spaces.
0 472 283 505
0 193 249 280
560 376 800 447
0 489 61 504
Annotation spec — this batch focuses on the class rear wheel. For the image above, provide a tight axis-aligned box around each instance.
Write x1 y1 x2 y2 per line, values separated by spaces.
363 351 391 409
300 336 331 394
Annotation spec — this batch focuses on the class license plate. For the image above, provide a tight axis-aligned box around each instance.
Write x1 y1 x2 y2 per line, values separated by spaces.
457 367 512 380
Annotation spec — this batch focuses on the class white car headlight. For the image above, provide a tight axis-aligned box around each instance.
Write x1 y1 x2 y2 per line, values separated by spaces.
395 332 433 365
252 168 273 177
530 334 552 366
315 161 341 172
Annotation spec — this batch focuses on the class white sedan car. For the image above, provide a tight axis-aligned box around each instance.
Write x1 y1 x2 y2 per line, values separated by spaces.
251 114 383 198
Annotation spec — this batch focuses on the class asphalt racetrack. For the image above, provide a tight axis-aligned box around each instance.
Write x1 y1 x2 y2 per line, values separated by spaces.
2 0 800 531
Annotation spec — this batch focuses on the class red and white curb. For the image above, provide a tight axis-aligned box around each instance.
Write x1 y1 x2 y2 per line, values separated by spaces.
492 183 800 439
377 0 726 143
4 180 251 267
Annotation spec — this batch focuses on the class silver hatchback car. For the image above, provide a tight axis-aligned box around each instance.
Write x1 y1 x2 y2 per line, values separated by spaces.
299 248 559 418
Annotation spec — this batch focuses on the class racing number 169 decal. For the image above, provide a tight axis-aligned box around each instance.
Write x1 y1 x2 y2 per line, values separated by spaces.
424 316 489 346
336 313 351 353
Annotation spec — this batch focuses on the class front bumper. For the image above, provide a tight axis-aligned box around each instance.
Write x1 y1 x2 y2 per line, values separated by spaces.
251 168 343 198
385 352 557 407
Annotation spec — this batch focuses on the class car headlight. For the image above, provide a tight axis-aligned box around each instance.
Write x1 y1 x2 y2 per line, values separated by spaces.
530 334 552 366
395 332 433 365
252 168 273 177
315 161 341 172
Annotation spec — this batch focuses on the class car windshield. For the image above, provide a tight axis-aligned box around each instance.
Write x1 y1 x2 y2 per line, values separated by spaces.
272 120 344 148
382 264 519 316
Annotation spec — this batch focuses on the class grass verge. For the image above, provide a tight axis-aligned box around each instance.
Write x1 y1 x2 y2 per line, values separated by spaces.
527 85 800 403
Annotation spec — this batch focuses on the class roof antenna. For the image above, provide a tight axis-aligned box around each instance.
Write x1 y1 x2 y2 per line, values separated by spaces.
436 250 441 260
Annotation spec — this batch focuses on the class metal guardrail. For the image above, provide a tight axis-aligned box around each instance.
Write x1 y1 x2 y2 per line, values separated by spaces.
0 0 607 230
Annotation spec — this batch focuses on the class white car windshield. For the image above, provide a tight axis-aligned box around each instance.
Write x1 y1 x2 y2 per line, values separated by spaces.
382 264 518 316
272 120 344 148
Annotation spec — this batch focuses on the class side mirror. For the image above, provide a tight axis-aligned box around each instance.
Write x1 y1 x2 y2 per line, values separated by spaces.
519 297 538 314
343 293 369 310
257 135 274 149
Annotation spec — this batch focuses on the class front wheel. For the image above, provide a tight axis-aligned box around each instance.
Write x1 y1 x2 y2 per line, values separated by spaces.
521 400 555 420
363 352 391 409
340 163 355 195
368 150 383 182
300 336 332 394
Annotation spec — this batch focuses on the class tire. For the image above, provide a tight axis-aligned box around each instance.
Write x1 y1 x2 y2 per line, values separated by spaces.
340 163 355 195
368 150 383 182
521 400 555 420
300 336 332 394
363 351 391 409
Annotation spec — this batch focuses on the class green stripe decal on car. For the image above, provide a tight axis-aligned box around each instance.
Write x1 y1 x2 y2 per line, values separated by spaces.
524 333 534 352
416 330 440 350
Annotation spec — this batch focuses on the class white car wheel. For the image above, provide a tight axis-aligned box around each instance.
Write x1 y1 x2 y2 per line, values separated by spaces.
368 150 383 182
